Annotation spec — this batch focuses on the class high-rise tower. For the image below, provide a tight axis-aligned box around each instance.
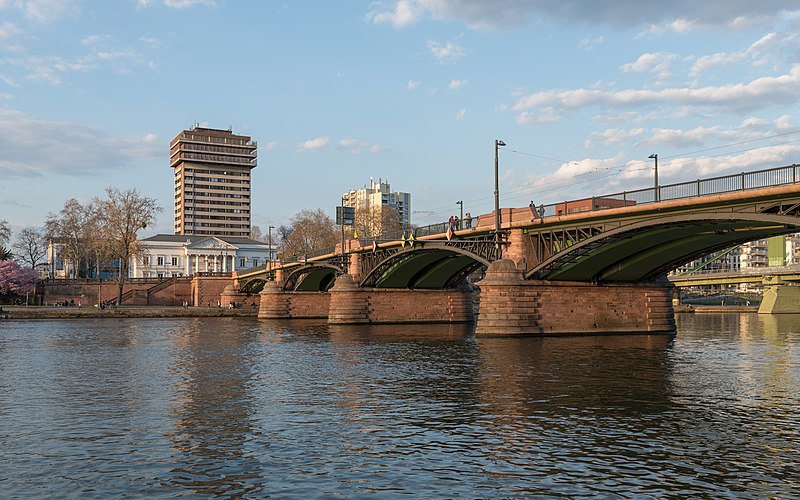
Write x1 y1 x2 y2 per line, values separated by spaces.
169 127 257 237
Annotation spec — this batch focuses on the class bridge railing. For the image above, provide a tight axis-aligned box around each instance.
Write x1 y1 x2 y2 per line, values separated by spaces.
413 162 800 236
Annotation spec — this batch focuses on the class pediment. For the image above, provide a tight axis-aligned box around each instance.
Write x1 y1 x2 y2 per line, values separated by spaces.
186 237 238 250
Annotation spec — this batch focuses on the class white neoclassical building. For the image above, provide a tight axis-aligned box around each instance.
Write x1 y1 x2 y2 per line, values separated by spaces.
132 234 273 278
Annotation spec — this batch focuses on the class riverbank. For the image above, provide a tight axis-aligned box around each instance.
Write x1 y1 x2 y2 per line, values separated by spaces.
0 305 258 319
675 304 759 313
2 304 763 320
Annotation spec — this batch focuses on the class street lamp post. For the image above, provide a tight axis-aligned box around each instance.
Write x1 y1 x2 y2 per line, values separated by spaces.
456 200 463 230
494 139 506 250
649 153 659 202
268 225 274 271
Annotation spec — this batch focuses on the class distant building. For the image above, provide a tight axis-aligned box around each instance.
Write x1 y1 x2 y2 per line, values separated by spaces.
170 126 257 238
131 234 271 278
554 196 635 216
342 178 411 234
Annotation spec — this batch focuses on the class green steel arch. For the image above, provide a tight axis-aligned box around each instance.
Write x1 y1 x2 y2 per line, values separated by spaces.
283 263 343 291
360 247 490 289
526 212 800 282
240 278 267 294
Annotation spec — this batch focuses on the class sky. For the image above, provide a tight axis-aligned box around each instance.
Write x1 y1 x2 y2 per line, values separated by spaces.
3 0 800 239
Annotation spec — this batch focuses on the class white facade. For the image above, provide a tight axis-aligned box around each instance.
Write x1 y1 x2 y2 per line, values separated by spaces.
132 234 274 278
343 177 411 229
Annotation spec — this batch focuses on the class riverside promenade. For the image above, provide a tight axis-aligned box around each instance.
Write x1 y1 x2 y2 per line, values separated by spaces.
0 305 258 320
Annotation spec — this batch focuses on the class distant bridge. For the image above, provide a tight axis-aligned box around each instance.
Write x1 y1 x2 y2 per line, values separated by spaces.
669 266 800 287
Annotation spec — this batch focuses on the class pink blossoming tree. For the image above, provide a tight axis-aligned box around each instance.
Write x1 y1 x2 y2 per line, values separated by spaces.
0 259 39 296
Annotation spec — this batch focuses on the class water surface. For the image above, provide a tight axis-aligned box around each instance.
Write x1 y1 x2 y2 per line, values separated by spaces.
1 314 798 497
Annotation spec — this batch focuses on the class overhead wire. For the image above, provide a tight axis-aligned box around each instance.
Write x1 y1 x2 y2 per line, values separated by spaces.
412 129 800 223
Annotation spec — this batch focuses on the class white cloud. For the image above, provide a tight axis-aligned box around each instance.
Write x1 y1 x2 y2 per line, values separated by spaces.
7 54 93 85
138 0 215 8
366 1 800 32
0 107 162 178
81 34 111 46
138 35 163 49
689 52 746 77
620 52 677 81
585 128 645 148
6 0 80 23
337 138 368 154
406 79 421 90
367 0 420 27
337 138 385 154
577 35 604 51
516 110 561 125
448 79 467 90
455 108 466 120
264 140 280 150
427 39 467 63
0 21 25 52
297 137 330 151
514 65 800 122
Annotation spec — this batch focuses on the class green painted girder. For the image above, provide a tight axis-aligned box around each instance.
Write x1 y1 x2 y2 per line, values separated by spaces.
374 251 449 288
412 254 478 289
598 228 782 281
545 221 746 281
545 221 787 282
294 268 338 291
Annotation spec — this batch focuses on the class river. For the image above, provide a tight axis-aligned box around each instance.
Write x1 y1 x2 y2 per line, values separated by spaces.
0 313 798 497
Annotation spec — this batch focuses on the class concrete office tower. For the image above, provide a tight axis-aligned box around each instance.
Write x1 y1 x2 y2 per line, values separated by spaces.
170 127 257 237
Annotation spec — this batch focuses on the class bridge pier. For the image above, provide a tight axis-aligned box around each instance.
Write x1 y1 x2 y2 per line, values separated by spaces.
258 280 291 318
258 280 330 319
475 259 675 336
759 283 800 313
328 274 370 324
327 274 474 325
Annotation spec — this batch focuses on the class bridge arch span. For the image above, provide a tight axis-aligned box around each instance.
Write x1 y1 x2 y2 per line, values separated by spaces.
284 262 343 291
360 246 490 289
527 212 800 282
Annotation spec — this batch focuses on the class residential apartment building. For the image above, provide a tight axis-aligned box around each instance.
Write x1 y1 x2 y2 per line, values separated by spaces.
170 126 257 238
342 178 411 235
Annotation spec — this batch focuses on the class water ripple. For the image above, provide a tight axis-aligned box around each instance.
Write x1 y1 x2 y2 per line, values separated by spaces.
0 315 798 497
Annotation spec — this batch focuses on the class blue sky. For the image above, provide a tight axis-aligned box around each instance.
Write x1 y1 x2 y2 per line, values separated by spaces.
3 0 800 238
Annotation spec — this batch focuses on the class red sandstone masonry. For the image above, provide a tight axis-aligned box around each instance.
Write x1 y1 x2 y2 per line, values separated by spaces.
258 281 291 318
328 275 369 324
476 259 675 336
192 276 234 308
363 289 473 323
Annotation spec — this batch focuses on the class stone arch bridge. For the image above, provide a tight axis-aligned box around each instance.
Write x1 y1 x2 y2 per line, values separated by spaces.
234 164 800 335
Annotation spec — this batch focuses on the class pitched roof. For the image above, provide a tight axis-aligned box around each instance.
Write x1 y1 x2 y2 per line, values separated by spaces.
141 234 268 245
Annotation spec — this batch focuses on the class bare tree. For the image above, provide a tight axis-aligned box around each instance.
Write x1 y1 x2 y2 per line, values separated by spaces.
44 199 95 278
250 224 264 242
0 219 10 259
354 205 403 240
0 219 9 246
95 187 161 305
13 228 46 268
279 209 338 259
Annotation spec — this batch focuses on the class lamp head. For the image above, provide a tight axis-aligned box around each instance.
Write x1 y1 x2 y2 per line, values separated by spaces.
648 154 657 159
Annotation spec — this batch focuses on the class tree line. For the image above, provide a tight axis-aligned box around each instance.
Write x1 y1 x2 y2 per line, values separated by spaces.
262 205 404 260
1 187 160 305
1 186 406 303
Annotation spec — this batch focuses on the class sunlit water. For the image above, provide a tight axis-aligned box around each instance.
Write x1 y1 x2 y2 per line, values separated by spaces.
0 314 798 497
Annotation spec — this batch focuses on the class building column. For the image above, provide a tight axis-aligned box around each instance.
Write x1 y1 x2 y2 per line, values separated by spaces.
231 254 236 272
185 252 191 275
